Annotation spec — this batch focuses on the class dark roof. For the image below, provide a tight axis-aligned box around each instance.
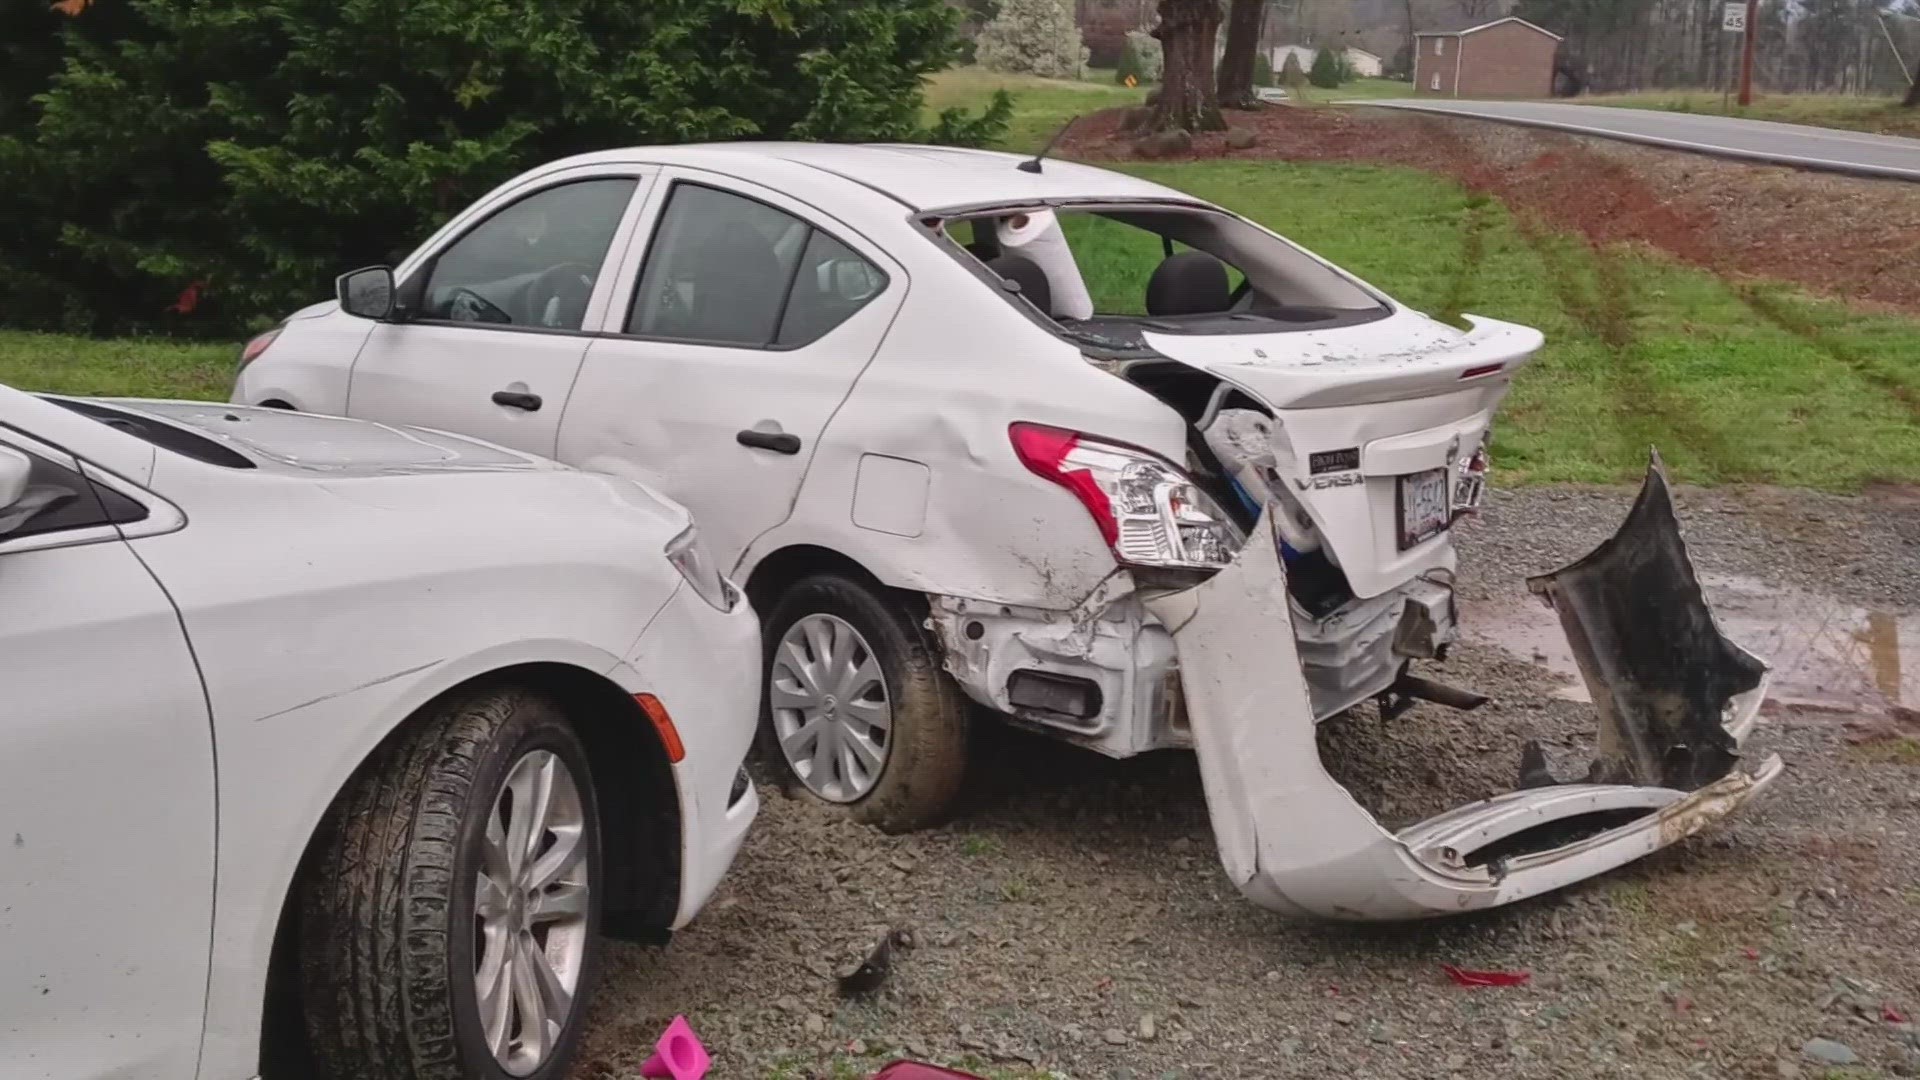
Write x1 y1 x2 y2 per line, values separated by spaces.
1415 15 1565 40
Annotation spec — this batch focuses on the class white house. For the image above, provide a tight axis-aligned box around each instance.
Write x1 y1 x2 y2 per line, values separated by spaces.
1267 44 1317 75
1267 44 1384 79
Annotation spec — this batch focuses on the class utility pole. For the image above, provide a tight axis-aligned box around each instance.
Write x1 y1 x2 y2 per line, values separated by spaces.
1737 0 1758 106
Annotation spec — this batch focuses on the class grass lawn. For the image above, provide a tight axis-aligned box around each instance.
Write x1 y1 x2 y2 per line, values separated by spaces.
1034 161 1920 490
1572 89 1920 139
1305 76 1418 103
923 68 1144 153
0 331 235 401
6 73 1917 491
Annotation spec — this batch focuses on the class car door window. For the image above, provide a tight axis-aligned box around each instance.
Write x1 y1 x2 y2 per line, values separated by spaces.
625 183 884 350
421 177 637 331
776 229 889 348
627 184 808 346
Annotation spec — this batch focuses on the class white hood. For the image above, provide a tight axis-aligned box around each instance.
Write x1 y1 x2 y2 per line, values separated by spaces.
87 399 559 477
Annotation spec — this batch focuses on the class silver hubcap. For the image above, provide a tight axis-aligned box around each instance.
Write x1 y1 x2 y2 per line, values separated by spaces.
770 613 893 802
473 750 590 1076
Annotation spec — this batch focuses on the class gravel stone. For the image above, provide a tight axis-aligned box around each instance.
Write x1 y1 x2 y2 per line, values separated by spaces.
578 484 1920 1079
1802 1037 1859 1065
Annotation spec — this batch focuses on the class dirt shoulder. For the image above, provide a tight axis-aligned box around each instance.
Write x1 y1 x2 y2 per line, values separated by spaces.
1056 105 1920 317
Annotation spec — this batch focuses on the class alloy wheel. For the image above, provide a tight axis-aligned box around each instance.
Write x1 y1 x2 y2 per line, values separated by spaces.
472 749 591 1076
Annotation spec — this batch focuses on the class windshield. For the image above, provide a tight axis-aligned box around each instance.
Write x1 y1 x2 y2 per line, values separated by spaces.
932 203 1390 355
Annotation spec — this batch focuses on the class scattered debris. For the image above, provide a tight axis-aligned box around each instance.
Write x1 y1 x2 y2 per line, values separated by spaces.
1103 1027 1130 1046
1801 1037 1859 1066
1441 964 1532 988
838 927 911 996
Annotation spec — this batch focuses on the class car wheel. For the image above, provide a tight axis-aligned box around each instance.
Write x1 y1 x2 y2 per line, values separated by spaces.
300 688 602 1080
761 573 971 833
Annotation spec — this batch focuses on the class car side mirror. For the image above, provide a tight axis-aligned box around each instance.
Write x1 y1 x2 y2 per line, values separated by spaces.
337 265 396 320
0 447 30 515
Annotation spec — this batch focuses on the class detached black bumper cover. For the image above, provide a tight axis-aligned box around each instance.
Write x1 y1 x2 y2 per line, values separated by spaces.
1528 452 1770 791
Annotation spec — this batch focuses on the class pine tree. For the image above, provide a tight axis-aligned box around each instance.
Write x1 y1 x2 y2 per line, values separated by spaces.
1309 45 1343 89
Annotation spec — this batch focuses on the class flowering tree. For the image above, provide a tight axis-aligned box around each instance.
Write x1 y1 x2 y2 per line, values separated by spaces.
976 0 1088 78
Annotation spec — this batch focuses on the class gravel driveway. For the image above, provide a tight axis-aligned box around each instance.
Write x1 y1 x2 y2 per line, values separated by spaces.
577 483 1920 1080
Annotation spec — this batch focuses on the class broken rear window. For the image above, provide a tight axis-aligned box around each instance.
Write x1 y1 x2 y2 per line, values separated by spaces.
930 203 1391 354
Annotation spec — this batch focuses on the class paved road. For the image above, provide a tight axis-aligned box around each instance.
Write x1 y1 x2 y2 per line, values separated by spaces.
1359 98 1920 182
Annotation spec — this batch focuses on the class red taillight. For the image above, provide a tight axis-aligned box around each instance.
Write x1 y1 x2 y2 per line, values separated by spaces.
1459 363 1504 380
1008 422 1118 544
238 326 282 368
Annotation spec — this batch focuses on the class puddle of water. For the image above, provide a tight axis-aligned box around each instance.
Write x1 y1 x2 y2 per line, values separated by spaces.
1460 573 1917 713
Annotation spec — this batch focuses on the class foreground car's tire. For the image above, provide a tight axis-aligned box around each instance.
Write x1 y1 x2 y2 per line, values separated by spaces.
761 573 970 833
301 689 601 1080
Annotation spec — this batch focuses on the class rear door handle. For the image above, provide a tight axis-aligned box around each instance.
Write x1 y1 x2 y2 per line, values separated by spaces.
737 429 801 455
492 390 542 411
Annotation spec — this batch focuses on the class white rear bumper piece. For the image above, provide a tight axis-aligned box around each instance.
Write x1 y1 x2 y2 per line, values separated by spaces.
1145 455 1781 920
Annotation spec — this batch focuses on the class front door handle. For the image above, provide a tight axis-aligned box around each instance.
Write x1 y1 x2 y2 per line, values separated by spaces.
492 390 542 412
737 429 801 455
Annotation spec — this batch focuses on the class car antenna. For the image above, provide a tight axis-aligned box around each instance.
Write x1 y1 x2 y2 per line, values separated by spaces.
1017 115 1078 174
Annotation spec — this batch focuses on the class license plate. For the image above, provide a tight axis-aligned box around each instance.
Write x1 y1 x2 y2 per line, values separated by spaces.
1397 468 1451 550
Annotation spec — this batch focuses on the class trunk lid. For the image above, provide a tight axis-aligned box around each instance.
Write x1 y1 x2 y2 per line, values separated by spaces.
1146 311 1543 599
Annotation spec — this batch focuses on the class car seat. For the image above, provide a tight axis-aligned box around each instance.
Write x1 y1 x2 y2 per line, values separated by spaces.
1146 251 1232 317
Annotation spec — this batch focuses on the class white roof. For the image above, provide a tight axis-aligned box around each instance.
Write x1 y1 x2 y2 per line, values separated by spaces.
1415 16 1564 41
529 142 1200 213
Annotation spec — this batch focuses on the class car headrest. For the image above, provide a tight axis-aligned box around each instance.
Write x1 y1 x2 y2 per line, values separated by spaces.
1146 251 1232 318
984 254 1053 316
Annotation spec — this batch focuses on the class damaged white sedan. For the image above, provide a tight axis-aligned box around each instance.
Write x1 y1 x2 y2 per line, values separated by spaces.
235 141 1780 918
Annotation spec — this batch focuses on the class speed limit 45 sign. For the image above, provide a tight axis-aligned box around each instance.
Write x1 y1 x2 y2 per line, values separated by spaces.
1723 2 1747 32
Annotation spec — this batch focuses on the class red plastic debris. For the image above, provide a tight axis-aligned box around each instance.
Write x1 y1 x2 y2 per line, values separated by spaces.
1441 964 1531 988
869 1064 985 1080
167 280 206 315
1743 947 1760 961
1885 1004 1908 1023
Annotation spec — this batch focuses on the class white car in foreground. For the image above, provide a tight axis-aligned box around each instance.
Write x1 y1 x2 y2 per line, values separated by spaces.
236 142 1779 919
0 383 758 1080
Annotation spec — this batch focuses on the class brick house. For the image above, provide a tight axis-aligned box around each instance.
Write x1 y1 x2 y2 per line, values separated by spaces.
1413 16 1562 99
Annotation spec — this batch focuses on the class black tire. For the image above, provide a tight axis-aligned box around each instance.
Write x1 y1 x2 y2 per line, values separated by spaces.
300 688 603 1080
759 573 971 833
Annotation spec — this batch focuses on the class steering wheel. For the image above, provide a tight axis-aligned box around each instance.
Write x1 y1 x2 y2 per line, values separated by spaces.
525 262 599 329
445 287 512 324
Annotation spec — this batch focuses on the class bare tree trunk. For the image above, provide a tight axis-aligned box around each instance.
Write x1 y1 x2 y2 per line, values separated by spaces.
1404 0 1417 74
1217 0 1266 109
1148 0 1226 132
1906 78 1920 107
